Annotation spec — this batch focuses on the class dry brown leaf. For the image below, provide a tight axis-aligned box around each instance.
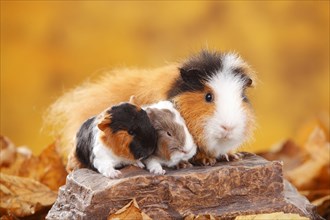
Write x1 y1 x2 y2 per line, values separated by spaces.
0 136 16 167
184 214 216 220
234 212 308 220
107 198 152 220
312 195 330 219
18 142 68 191
300 190 330 202
0 215 15 220
0 153 30 177
295 113 329 146
259 126 330 192
286 127 330 190
0 136 32 177
0 173 57 217
258 140 307 171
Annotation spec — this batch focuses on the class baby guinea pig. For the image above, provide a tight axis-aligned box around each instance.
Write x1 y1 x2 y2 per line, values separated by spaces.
71 96 158 178
143 101 197 175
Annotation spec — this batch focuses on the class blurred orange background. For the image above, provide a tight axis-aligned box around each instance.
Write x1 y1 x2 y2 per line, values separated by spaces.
1 1 329 154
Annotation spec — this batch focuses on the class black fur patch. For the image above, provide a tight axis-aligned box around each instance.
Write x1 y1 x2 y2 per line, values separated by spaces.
75 117 96 170
167 50 252 98
233 67 252 88
109 103 157 159
167 50 223 98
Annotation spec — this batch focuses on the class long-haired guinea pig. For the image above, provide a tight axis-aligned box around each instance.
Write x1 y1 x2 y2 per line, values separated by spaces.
47 50 256 166
143 101 197 175
66 96 157 178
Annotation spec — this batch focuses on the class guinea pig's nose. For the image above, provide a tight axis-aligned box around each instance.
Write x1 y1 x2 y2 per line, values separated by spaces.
221 125 234 132
180 149 188 154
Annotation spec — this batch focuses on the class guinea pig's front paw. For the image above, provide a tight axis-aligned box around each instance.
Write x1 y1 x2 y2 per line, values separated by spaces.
148 164 166 175
101 168 122 179
218 152 244 162
150 167 166 175
133 160 145 169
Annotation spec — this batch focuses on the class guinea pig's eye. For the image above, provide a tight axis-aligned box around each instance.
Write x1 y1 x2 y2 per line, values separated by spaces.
167 131 172 137
205 93 213 102
128 130 135 135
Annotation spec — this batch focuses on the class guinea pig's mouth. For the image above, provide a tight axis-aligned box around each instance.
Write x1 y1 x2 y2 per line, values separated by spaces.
216 134 234 141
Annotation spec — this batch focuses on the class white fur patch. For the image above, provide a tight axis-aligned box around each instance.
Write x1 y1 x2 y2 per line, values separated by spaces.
145 156 166 175
204 53 249 157
92 126 136 178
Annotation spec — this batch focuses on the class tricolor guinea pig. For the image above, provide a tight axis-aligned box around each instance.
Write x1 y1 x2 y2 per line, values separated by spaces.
47 50 256 166
67 97 157 178
168 51 256 165
142 101 197 175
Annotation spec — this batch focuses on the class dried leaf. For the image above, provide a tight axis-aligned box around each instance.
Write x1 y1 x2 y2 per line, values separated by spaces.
18 142 67 191
312 195 330 219
0 173 57 217
259 126 330 192
0 136 16 167
107 198 151 220
184 214 216 220
0 214 16 220
259 140 307 171
286 127 330 190
295 113 329 146
300 190 330 202
234 212 308 220
0 136 32 176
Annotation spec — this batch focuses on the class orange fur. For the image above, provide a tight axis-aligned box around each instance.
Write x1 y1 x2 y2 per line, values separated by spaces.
100 129 134 160
157 141 171 161
45 64 179 155
97 110 135 160
46 53 257 164
241 101 256 144
66 148 84 172
172 87 216 155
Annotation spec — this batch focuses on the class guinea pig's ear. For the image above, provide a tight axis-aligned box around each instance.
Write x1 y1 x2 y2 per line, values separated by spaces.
146 108 156 121
129 95 141 107
244 76 253 88
129 95 137 104
97 111 112 131
179 68 204 85
146 108 160 125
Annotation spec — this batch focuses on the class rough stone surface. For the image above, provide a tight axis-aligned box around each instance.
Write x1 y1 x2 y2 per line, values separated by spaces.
46 153 322 220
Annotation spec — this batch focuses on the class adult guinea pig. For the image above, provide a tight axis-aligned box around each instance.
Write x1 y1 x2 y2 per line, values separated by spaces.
143 100 197 174
66 96 158 178
47 50 256 166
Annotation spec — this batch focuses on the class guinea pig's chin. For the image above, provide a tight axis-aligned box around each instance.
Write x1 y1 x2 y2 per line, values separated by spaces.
182 146 197 161
204 126 246 156
169 152 185 165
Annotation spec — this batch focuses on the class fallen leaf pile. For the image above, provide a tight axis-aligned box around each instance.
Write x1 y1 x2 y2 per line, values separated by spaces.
259 122 330 219
1 116 329 219
0 135 67 219
108 200 309 220
0 174 57 217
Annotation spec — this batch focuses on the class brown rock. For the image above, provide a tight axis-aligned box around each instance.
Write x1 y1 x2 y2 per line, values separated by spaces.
46 153 322 220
